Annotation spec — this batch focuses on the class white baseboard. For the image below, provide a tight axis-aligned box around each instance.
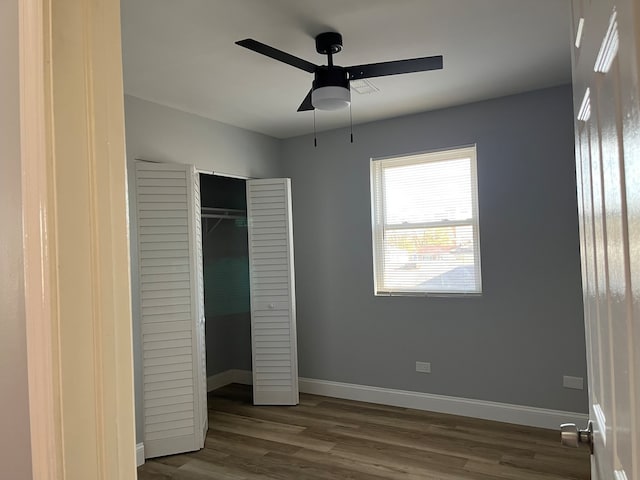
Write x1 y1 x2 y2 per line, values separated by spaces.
136 442 145 467
232 369 253 386
207 370 237 392
298 377 588 430
207 369 587 430
207 369 252 391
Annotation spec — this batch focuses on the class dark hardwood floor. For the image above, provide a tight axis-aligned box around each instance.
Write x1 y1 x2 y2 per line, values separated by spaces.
138 384 590 480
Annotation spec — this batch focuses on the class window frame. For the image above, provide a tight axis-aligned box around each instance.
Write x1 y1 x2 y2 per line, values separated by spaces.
370 145 482 297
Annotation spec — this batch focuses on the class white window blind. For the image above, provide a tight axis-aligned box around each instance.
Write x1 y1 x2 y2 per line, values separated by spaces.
371 146 482 295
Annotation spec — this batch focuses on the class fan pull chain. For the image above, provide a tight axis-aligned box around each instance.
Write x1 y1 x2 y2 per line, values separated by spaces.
313 109 317 147
349 101 354 143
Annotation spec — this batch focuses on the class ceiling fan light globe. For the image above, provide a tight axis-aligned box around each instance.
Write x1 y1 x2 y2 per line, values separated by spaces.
312 86 351 111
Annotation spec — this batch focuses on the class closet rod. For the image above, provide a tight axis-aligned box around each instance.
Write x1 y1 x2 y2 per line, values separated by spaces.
201 207 246 220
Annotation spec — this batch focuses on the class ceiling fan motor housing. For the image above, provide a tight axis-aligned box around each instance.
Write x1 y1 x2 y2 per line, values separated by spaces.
313 66 348 90
312 66 350 110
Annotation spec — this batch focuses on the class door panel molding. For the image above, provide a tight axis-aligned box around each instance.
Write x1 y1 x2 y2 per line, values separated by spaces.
571 0 640 478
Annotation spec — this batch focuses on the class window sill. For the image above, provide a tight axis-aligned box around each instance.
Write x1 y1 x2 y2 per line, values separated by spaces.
374 291 482 298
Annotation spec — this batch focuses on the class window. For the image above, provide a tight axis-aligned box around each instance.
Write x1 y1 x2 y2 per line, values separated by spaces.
370 146 481 295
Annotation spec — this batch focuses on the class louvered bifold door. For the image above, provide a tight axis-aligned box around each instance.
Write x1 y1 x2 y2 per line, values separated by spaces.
135 160 207 459
192 171 208 443
246 179 299 405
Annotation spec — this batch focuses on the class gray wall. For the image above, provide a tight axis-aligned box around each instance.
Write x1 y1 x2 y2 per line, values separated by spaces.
0 0 33 477
124 95 283 441
281 85 588 413
124 95 283 178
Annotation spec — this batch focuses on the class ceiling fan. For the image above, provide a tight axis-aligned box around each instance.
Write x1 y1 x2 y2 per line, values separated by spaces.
236 32 443 112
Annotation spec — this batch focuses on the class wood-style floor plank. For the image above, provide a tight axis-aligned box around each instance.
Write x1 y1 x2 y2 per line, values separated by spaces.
138 384 590 480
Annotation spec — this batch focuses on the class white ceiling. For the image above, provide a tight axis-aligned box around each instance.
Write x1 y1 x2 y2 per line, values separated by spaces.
120 0 572 139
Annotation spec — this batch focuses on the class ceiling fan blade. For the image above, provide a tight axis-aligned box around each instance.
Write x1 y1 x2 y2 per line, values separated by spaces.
236 39 317 74
297 90 314 112
346 55 443 80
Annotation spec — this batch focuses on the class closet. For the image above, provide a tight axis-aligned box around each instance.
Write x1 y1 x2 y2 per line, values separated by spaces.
200 174 252 380
134 160 299 460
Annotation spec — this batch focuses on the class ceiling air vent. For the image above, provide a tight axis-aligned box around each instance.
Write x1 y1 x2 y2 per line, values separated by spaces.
350 79 379 95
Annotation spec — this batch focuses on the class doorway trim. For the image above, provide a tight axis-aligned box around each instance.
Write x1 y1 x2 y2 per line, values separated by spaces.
20 0 137 477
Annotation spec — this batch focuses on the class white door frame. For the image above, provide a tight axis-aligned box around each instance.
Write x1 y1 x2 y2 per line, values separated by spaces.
20 0 137 477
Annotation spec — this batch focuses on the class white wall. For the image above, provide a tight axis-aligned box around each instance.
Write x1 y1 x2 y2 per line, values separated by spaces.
124 95 283 441
0 0 33 477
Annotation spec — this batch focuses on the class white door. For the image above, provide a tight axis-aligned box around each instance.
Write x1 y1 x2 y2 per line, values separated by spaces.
246 178 299 405
134 160 208 458
570 1 640 479
192 172 209 444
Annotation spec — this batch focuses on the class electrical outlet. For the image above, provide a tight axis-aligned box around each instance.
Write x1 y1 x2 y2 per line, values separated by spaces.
563 375 584 390
415 361 431 373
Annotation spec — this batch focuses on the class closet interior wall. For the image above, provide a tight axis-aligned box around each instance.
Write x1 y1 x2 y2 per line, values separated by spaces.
199 174 252 378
